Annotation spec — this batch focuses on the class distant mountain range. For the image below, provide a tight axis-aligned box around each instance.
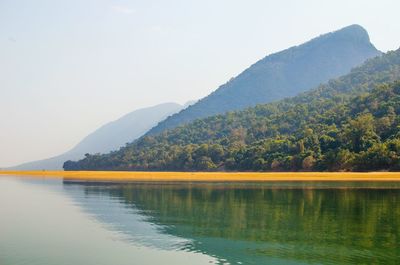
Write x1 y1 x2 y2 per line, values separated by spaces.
147 24 381 135
10 103 183 170
64 47 400 172
14 24 386 172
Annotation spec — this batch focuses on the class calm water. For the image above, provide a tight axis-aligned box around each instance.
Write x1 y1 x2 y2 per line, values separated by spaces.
1 176 400 264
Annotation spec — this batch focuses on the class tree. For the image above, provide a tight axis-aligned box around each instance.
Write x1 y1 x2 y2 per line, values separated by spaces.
342 113 379 152
195 156 216 171
271 160 281 171
302 156 316 171
353 143 393 171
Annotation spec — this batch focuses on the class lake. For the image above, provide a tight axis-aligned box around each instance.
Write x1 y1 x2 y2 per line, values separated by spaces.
1 176 400 264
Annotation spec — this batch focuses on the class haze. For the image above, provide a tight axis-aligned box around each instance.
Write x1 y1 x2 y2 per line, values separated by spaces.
1 0 399 167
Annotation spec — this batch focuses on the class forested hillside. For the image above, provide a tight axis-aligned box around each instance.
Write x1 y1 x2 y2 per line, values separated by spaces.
64 48 400 172
147 24 380 135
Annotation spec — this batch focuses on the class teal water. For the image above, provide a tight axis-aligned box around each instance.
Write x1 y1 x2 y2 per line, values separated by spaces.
1 176 400 264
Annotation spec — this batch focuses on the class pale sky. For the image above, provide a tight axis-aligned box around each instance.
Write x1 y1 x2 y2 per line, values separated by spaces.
1 0 399 167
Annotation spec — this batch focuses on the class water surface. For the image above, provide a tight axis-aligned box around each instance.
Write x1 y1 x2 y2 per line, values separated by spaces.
1 176 400 264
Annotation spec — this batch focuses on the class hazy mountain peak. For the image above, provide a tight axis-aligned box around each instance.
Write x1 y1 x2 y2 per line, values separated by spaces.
334 24 370 41
310 24 372 44
146 25 381 135
8 102 183 170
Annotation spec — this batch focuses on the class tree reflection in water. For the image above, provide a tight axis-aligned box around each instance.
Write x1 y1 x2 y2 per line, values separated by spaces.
63 181 400 265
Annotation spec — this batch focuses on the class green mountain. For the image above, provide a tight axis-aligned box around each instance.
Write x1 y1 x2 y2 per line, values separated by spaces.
64 48 400 172
147 24 380 135
11 103 182 170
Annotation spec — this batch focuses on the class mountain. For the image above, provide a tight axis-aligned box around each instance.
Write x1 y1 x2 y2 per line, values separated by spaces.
11 102 183 170
64 48 400 172
147 24 380 135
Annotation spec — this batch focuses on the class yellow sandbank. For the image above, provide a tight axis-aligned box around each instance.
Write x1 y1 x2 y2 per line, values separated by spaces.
1 170 400 182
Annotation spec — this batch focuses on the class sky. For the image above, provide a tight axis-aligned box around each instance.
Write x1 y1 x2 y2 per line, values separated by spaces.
1 0 400 167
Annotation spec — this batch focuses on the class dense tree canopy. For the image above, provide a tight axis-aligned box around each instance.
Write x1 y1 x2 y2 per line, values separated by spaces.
64 49 400 172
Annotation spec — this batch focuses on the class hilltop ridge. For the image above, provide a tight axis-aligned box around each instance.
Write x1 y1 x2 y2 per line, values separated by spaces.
147 25 380 135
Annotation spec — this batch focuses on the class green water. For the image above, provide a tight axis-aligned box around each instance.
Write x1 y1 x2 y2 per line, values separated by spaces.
1 176 400 264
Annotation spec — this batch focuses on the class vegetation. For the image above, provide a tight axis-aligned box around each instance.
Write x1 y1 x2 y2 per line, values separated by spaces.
64 49 400 172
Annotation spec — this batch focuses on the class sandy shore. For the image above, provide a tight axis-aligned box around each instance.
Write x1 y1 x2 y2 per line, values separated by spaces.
1 170 400 182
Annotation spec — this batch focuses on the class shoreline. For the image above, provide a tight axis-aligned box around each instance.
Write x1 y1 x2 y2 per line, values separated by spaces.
2 170 400 182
